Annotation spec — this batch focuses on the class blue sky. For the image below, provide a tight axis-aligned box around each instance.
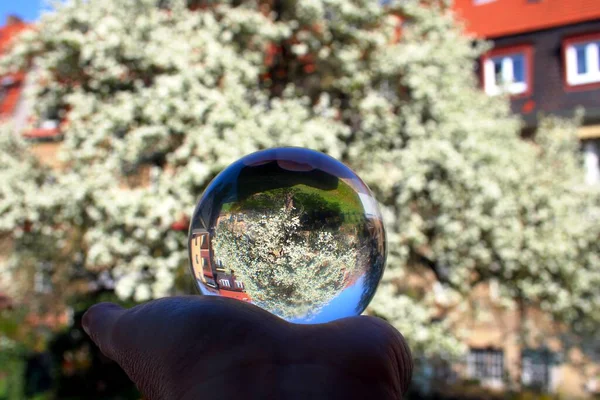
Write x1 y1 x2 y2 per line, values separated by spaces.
1 0 43 24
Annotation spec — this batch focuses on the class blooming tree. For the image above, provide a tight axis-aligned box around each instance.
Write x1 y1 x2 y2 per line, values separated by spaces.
212 206 357 320
0 0 599 359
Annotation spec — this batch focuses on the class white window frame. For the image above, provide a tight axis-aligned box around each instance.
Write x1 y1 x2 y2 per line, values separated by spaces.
565 40 600 86
467 348 504 388
219 279 231 288
584 140 600 185
484 52 529 96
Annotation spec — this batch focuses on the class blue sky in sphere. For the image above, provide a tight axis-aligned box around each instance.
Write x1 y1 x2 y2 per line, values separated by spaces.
290 276 366 324
1 0 43 23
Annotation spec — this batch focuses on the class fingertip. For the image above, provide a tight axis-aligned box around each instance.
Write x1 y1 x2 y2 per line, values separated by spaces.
362 315 413 395
82 302 125 359
338 315 413 396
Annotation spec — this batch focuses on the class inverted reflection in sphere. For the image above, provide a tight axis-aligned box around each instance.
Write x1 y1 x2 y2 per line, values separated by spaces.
188 148 386 323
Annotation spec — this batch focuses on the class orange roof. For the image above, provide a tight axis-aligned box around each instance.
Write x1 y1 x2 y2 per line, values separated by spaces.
0 21 29 119
454 0 600 38
219 290 251 302
0 22 28 55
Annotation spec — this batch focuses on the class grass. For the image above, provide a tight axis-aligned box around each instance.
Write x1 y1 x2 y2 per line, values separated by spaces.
0 357 24 400
222 179 363 223
0 379 6 399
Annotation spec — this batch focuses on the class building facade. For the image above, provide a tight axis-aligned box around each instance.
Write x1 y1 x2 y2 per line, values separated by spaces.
189 228 250 301
0 16 62 141
455 0 600 185
0 16 28 126
440 2 600 396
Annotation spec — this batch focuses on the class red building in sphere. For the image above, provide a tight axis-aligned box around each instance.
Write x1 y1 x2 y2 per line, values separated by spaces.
189 229 250 301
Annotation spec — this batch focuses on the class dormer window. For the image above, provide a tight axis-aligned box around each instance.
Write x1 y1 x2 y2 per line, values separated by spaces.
482 45 532 97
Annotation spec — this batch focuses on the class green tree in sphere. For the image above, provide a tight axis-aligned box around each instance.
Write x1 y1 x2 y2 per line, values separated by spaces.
212 205 357 320
0 0 598 361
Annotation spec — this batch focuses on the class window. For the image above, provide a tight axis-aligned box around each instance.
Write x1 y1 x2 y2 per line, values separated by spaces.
149 166 160 189
235 281 244 289
467 348 504 384
483 47 532 96
584 140 600 185
205 278 217 288
564 35 600 87
219 279 231 288
40 119 59 130
1 76 15 86
34 262 53 294
0 76 15 111
521 349 555 391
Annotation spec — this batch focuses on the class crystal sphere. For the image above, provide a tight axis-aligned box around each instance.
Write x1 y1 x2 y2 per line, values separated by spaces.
188 148 386 323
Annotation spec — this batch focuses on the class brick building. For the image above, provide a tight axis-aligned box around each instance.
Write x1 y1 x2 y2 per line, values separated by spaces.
0 15 63 167
0 16 28 125
438 1 600 396
455 0 600 185
189 228 250 301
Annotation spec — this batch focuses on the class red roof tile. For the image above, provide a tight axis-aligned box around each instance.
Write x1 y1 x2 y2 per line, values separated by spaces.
22 127 62 139
454 0 600 38
0 22 28 55
0 22 29 120
171 217 189 231
219 290 251 302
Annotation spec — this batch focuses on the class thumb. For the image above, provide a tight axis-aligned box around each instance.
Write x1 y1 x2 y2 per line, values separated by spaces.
82 302 126 361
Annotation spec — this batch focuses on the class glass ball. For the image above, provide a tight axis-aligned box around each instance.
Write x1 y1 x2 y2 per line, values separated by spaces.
188 148 386 323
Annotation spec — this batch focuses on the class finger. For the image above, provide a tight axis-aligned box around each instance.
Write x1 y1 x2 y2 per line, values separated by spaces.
82 302 126 361
360 316 413 395
290 315 413 397
82 297 289 400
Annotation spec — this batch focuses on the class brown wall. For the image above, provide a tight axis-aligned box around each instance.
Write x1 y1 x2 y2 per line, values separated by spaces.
483 19 600 128
404 268 599 398
29 141 62 169
450 283 599 398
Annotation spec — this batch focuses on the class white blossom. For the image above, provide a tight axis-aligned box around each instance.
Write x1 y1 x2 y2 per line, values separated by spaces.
0 0 598 358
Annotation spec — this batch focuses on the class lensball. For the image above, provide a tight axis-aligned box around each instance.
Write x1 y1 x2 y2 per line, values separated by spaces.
188 148 386 323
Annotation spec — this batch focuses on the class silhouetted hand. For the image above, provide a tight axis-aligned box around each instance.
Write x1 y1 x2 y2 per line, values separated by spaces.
83 296 412 400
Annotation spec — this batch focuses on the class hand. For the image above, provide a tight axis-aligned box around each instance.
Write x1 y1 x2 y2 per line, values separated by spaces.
83 296 412 400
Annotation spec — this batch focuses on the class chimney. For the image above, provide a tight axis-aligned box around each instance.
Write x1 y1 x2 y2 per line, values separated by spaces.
6 15 24 26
